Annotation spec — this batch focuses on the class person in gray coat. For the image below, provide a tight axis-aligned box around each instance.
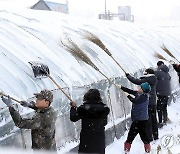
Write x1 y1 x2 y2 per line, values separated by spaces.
126 68 159 142
155 61 171 127
1 89 57 151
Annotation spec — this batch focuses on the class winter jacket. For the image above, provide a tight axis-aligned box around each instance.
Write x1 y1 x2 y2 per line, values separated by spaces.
173 64 180 74
155 65 171 96
121 86 149 121
70 101 110 154
9 106 57 151
126 74 157 106
173 64 180 83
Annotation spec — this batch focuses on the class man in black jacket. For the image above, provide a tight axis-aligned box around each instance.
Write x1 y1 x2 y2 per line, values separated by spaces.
126 68 159 142
70 89 110 154
155 61 171 127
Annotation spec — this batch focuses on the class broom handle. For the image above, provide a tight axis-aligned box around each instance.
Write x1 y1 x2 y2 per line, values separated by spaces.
110 56 127 73
98 70 121 89
47 74 73 102
1 94 21 103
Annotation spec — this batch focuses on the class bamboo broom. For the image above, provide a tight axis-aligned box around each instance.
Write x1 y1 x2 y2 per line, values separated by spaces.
61 36 112 83
60 36 126 136
83 30 127 73
154 52 168 61
161 44 180 63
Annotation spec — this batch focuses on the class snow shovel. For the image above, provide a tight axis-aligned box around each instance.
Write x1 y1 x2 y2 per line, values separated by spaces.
28 61 73 102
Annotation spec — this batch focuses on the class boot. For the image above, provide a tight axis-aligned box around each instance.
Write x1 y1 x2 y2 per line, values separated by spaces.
144 144 151 153
124 141 131 152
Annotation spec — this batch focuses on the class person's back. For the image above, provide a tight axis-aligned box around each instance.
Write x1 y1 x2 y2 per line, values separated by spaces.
155 61 171 126
155 64 171 96
70 89 110 154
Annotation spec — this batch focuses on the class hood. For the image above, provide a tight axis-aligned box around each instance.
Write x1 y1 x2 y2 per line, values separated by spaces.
158 65 169 73
78 101 109 118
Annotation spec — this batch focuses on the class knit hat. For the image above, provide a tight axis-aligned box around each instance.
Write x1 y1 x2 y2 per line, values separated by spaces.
34 89 53 102
157 61 164 67
144 68 154 74
140 82 151 93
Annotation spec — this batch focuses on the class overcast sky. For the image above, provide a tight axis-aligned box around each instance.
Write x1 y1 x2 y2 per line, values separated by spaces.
0 0 180 23
68 0 180 23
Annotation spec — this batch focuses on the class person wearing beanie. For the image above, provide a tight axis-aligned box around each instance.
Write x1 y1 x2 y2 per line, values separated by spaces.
0 89 57 151
70 89 110 154
119 83 151 153
155 61 171 128
125 68 159 142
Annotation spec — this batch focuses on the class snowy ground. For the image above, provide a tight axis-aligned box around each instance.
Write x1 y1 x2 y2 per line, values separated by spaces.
105 99 180 154
0 98 180 154
57 97 180 154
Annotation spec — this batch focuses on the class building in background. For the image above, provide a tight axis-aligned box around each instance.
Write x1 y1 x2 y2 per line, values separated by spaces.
31 0 69 14
98 6 134 22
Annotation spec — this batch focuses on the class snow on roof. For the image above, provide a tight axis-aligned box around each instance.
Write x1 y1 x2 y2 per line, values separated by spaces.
0 7 180 100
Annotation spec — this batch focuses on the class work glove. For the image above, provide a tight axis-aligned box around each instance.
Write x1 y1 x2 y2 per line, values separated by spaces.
116 84 121 89
1 96 13 107
125 73 129 77
124 92 129 97
70 101 76 107
20 101 31 107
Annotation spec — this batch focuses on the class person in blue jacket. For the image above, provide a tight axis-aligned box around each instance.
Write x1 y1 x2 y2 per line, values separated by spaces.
120 82 151 153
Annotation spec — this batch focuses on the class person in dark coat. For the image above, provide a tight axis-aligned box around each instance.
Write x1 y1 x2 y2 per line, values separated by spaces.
70 89 110 154
125 68 159 142
1 90 57 151
155 61 171 127
120 82 151 153
172 63 180 83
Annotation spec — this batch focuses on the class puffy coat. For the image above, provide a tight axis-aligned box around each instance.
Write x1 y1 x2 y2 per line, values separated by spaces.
173 64 180 83
121 86 149 121
155 65 171 96
70 101 110 154
9 106 57 151
126 74 157 106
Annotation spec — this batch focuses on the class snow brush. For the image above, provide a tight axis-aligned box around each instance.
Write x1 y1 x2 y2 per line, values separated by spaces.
82 30 127 74
28 61 73 102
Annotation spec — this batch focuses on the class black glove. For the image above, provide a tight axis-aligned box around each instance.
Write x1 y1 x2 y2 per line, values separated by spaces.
125 73 129 76
1 96 13 107
20 101 31 107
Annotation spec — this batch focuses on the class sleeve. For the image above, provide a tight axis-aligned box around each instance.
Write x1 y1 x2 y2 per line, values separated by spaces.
70 106 81 122
9 107 43 129
127 74 145 85
173 64 180 73
103 107 110 126
121 86 137 96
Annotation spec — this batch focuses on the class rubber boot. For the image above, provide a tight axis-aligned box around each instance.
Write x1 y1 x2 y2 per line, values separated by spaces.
144 143 151 153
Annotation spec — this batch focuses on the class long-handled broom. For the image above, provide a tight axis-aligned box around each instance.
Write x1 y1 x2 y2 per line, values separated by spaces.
28 61 73 102
161 44 180 63
61 36 127 137
83 30 127 73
